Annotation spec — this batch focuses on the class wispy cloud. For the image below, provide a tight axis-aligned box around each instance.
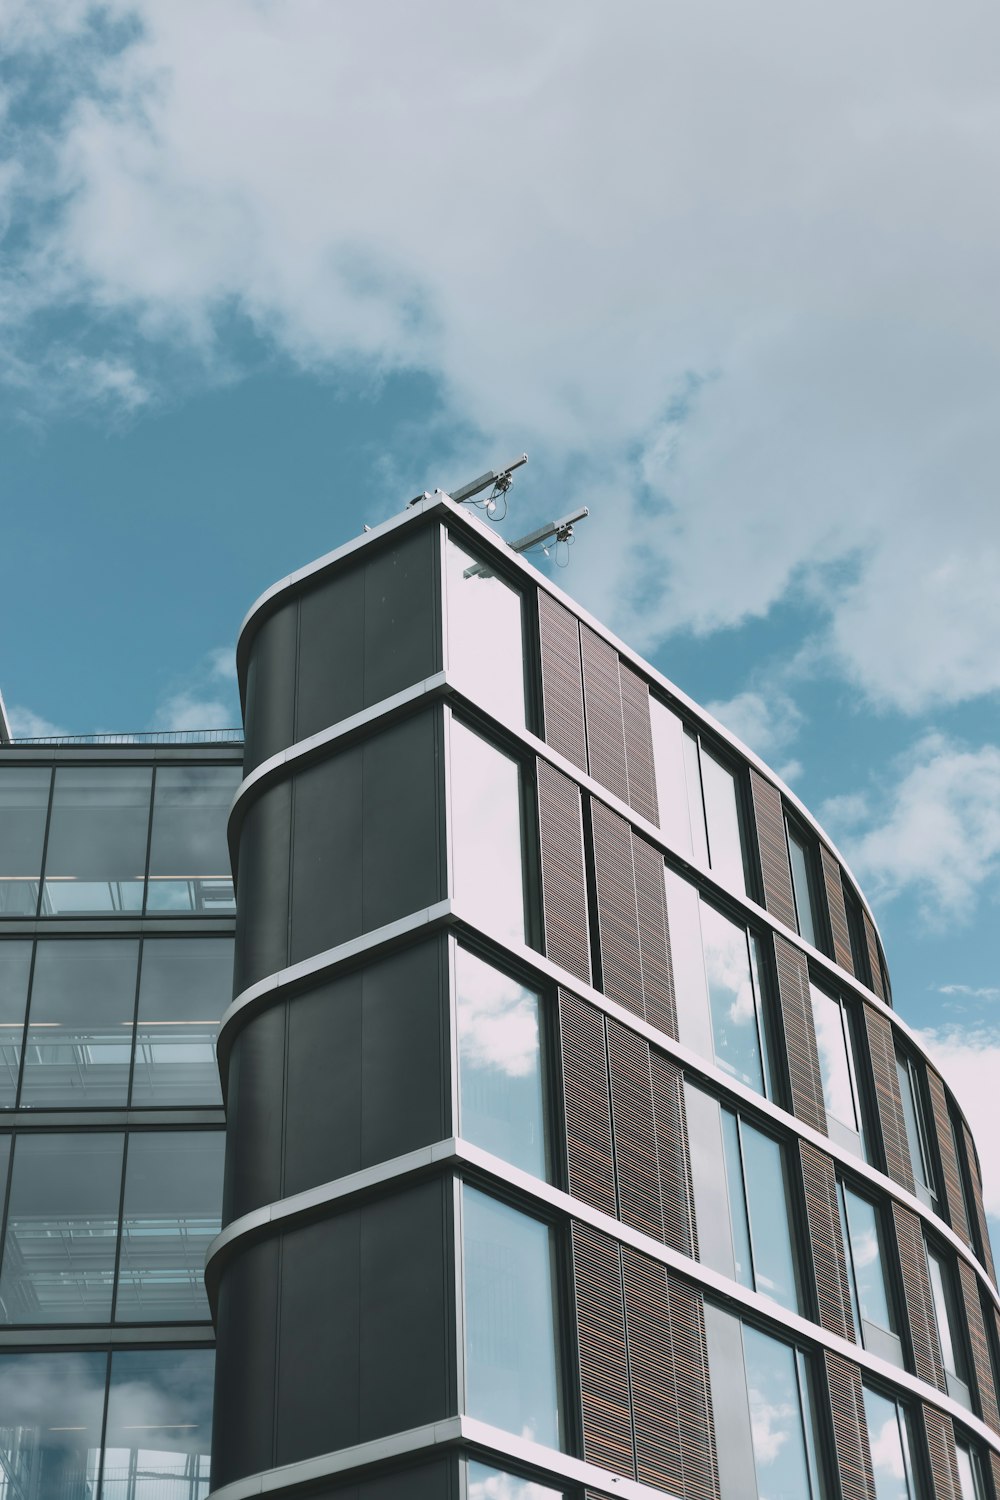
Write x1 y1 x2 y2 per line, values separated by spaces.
917 1025 1000 1219
150 644 238 732
4 704 68 739
937 983 1000 1003
705 688 804 764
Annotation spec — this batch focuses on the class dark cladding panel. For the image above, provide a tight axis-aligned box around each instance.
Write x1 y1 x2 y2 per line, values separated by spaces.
360 938 448 1167
799 1140 854 1341
223 1001 287 1224
362 710 443 933
621 1248 684 1496
891 1201 945 1390
773 934 826 1134
632 831 677 1039
537 589 587 772
363 526 440 708
619 664 659 825
607 1019 663 1243
821 846 854 976
580 626 629 804
358 1179 451 1440
957 1258 1000 1429
590 799 644 1021
571 1222 633 1478
823 1351 875 1500
749 770 797 931
212 1236 280 1486
233 778 292 994
862 1005 914 1194
243 598 298 773
276 1210 362 1464
926 1069 971 1247
296 561 366 742
559 991 616 1217
284 972 364 1198
536 759 592 985
290 745 364 963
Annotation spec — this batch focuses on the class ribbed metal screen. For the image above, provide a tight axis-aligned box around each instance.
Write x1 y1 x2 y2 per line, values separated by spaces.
631 831 677 1039
926 1068 972 1247
608 1019 664 1243
823 1350 875 1500
862 1005 915 1194
590 799 644 1019
559 991 616 1218
821 846 854 975
922 1405 960 1500
537 590 588 772
962 1119 997 1284
581 625 630 804
773 934 826 1133
536 758 592 985
651 1053 697 1258
957 1257 1000 1429
799 1140 854 1341
619 664 659 825
891 1201 945 1390
749 769 797 930
621 1246 684 1495
862 910 886 1001
571 1223 634 1478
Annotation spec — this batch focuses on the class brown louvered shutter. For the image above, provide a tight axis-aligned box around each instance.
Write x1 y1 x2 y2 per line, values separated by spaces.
891 1202 946 1390
926 1070 972 1247
651 1053 697 1257
590 800 644 1020
619 664 659 825
749 769 797 930
580 626 630 803
559 992 616 1217
990 1449 1000 1500
537 590 587 772
621 1249 684 1495
607 1021 663 1243
571 1223 633 1478
862 911 886 1001
921 1405 960 1500
957 1258 1000 1429
536 758 592 985
824 1351 876 1500
666 1274 720 1500
862 1005 915 1193
799 1141 854 1341
773 934 826 1133
821 846 854 975
961 1121 997 1284
631 832 677 1039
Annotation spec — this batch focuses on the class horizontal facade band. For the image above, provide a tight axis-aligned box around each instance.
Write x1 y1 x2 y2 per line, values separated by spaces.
0 1323 215 1349
0 915 237 936
234 494 880 944
0 1107 225 1130
215 897 994 1302
205 1133 1000 1467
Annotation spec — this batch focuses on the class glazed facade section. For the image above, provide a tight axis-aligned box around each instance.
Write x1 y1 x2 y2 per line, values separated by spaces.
214 498 1000 1500
0 744 239 1498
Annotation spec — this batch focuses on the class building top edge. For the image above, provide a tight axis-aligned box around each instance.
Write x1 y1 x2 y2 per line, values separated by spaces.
0 687 11 746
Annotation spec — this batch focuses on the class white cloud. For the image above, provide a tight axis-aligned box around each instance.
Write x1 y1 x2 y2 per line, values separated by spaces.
938 983 1000 1002
821 734 1000 924
205 646 237 683
917 1026 1000 1218
704 689 804 762
5 704 67 738
152 691 233 733
3 2 1000 705
150 645 240 731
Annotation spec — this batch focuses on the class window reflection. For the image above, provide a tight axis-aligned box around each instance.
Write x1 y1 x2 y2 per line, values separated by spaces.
132 939 231 1106
0 768 50 916
838 1182 901 1366
20 940 138 1108
956 1441 987 1500
445 535 527 730
116 1132 223 1323
463 1186 562 1450
926 1242 970 1405
896 1052 937 1209
0 943 31 1107
811 984 866 1158
863 1386 918 1500
42 767 150 914
450 719 528 948
467 1461 563 1499
146 767 238 913
456 946 548 1180
0 1132 123 1324
103 1347 214 1499
0 1350 106 1499
649 709 748 895
787 825 820 948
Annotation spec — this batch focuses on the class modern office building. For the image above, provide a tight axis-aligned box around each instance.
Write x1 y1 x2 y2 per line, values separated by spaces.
2 489 999 1500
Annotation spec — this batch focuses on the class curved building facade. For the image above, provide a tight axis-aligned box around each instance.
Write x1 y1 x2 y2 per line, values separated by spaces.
209 493 1000 1500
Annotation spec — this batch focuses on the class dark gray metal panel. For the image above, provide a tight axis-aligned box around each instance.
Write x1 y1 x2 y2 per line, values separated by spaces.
223 1001 287 1224
289 745 364 963
296 562 366 742
363 527 440 707
233 779 292 994
275 1210 362 1465
299 1459 454 1500
362 711 443 934
243 599 299 772
361 938 448 1167
283 972 364 1199
212 1235 279 1486
358 1179 452 1440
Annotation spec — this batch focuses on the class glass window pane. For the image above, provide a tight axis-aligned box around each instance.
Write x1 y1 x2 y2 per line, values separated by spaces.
146 767 238 913
463 1185 561 1451
467 1462 563 1500
445 535 527 730
683 731 711 865
0 768 49 916
20 940 138 1108
742 1325 815 1499
116 1131 223 1323
102 1347 214 1500
664 871 713 1061
741 1120 801 1313
896 1055 935 1202
42 767 150 914
788 829 818 946
450 719 527 948
701 750 747 895
956 1443 986 1500
456 946 547 1180
722 1109 753 1289
685 1084 736 1281
132 939 232 1106
842 1186 894 1334
926 1246 966 1381
811 985 859 1136
863 1387 916 1500
704 1303 757 1500
0 1350 106 1498
0 1132 123 1323
0 942 32 1107
650 701 692 855
701 903 764 1093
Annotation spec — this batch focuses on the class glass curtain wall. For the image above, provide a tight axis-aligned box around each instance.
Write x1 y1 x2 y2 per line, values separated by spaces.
445 534 528 731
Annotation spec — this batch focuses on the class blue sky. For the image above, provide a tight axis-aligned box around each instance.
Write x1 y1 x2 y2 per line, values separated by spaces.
2 3 998 1223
